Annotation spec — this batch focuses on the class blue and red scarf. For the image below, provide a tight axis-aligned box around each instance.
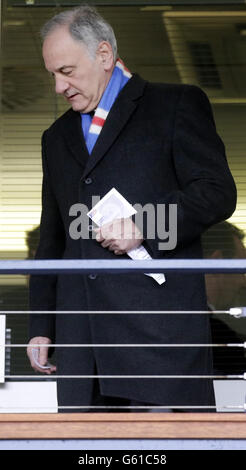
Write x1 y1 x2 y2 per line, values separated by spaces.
81 59 132 154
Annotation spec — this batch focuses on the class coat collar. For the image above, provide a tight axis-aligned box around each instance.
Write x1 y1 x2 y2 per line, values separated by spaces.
61 74 147 177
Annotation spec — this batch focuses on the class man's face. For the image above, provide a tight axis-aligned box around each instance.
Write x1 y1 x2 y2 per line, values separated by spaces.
42 26 111 113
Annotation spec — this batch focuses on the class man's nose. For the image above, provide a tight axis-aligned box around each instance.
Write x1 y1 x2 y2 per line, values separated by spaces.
55 76 69 95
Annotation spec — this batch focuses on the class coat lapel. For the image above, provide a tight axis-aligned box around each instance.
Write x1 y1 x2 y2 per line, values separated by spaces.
82 74 147 178
62 110 90 169
60 74 146 174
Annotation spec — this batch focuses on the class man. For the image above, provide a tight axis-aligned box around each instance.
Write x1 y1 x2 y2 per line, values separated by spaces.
203 222 246 311
27 5 236 412
202 222 246 375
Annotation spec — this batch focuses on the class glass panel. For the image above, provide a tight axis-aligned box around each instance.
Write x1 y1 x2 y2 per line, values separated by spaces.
1 1 246 411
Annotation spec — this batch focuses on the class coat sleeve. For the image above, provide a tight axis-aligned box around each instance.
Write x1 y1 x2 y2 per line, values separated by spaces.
29 131 65 341
141 85 237 258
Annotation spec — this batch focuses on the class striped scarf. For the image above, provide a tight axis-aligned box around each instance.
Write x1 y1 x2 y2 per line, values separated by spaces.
81 59 132 154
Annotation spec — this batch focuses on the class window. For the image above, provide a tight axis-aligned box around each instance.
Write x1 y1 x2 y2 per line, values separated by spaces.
1 1 246 417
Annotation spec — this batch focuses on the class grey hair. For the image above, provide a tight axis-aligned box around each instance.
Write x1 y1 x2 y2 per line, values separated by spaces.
40 4 118 61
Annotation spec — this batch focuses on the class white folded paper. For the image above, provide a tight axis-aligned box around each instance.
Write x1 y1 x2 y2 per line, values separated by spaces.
32 348 52 370
87 188 165 285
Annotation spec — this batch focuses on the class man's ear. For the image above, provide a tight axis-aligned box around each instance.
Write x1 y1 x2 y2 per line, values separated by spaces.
97 41 114 71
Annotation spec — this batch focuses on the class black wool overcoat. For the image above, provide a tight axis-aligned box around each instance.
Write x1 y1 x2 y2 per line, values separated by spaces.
29 74 237 409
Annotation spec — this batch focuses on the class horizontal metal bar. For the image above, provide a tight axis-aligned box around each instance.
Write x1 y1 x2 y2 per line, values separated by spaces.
4 374 243 379
9 1 246 8
58 405 217 409
0 259 246 274
1 404 245 411
0 405 217 411
6 343 244 348
0 310 228 314
58 404 245 410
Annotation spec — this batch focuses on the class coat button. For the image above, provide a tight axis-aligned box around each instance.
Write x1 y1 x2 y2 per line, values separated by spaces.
84 177 92 185
88 274 97 280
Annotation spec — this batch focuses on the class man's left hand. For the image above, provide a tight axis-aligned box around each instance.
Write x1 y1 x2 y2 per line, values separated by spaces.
95 217 143 255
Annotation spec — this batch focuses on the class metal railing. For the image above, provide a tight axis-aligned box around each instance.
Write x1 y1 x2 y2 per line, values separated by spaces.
0 258 246 412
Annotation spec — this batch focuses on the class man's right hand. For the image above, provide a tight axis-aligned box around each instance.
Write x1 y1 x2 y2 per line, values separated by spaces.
27 336 56 375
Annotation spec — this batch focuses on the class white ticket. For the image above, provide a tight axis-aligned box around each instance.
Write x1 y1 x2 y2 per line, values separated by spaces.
87 188 137 225
87 188 165 285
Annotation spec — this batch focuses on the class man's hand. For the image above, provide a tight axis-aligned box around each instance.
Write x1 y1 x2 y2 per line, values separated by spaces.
95 217 143 255
27 336 56 375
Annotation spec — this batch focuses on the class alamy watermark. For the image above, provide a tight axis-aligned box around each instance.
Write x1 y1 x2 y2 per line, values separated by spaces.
69 197 177 251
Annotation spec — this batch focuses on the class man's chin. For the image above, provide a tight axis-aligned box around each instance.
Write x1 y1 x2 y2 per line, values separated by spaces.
71 102 90 113
65 96 86 112
67 97 95 113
